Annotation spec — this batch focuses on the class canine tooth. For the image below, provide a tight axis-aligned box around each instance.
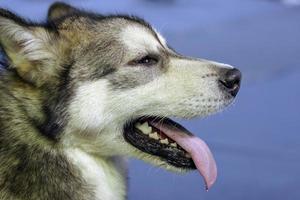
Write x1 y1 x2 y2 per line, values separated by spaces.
160 138 169 145
170 142 177 148
135 122 152 134
149 132 159 140
134 122 142 128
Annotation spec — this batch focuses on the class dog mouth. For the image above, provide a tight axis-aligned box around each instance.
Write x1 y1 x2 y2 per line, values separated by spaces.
124 117 217 190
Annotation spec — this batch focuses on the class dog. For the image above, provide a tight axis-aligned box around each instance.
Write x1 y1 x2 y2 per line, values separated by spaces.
0 2 241 200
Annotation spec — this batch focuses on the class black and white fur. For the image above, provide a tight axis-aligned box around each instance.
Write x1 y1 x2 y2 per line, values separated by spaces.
0 2 241 200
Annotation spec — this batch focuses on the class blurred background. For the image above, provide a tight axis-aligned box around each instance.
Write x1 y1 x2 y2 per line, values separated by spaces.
0 0 299 199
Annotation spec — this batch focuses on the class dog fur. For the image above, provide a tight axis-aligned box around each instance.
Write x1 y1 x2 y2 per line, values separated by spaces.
0 2 239 200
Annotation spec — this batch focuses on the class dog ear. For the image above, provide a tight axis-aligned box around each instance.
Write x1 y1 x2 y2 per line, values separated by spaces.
0 9 64 86
48 2 78 21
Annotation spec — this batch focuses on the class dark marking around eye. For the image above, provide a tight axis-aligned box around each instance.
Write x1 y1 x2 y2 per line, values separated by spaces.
128 55 159 67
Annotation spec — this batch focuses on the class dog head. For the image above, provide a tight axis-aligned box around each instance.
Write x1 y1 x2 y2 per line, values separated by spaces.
0 2 241 189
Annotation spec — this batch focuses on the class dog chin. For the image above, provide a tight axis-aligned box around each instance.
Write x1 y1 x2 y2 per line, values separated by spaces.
131 149 191 173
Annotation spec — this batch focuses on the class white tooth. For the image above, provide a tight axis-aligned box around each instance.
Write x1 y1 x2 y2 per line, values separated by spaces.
170 142 177 148
160 138 169 144
135 122 152 134
149 132 159 140
134 122 142 128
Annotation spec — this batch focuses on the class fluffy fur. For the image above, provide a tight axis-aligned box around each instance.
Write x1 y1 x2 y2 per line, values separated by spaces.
0 2 240 200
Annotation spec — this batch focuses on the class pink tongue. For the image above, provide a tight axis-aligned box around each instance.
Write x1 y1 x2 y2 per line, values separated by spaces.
151 122 217 191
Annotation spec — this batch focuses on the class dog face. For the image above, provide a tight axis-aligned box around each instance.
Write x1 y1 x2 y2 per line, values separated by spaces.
67 20 236 130
0 3 241 189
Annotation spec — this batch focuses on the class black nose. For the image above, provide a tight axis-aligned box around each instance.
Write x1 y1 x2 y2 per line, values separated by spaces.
219 68 241 97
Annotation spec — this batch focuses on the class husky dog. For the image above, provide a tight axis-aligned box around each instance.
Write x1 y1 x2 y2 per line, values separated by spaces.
0 2 241 200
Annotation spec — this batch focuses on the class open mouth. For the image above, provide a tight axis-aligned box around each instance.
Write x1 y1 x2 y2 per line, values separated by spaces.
124 117 217 190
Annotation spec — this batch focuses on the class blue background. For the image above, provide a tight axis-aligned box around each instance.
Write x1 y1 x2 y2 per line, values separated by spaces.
0 0 299 199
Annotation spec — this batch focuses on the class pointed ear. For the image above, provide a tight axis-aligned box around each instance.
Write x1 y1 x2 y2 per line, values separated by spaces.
48 2 79 21
0 9 62 86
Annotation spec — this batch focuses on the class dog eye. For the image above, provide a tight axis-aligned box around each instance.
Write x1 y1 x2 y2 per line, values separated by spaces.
129 55 159 66
138 56 158 65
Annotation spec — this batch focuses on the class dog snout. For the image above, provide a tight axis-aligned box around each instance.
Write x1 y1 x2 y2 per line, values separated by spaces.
219 68 241 97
